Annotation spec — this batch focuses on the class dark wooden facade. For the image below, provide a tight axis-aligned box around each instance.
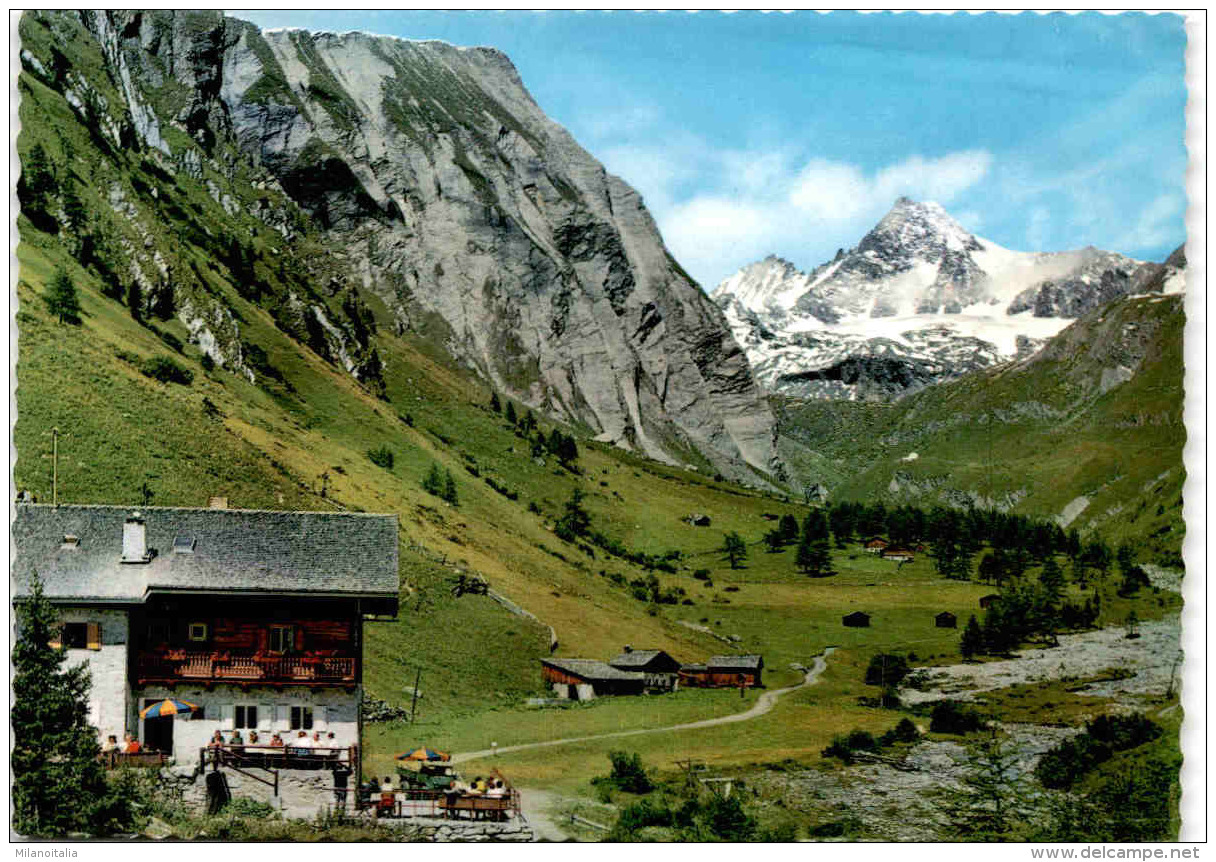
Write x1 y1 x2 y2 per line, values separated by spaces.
132 595 361 688
540 661 645 697
678 656 764 689
935 612 958 628
843 611 871 628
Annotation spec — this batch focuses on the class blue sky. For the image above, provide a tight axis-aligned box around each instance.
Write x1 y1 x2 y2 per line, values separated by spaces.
232 10 1188 289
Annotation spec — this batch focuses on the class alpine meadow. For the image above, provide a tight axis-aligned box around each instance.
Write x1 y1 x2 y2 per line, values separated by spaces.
11 10 1192 844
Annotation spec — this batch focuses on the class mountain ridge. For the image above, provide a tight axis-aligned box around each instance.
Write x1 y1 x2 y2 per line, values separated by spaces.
713 197 1181 401
21 9 780 484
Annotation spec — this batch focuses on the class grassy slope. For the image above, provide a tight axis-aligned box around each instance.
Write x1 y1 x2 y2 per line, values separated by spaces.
775 294 1186 564
14 16 1183 816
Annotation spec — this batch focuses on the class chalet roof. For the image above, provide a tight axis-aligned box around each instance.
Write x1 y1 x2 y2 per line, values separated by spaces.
608 649 675 669
936 611 957 619
542 658 645 682
843 611 871 620
707 654 763 671
11 504 399 603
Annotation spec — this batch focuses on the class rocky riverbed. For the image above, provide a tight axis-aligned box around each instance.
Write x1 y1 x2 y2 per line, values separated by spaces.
753 616 1182 841
901 616 1182 706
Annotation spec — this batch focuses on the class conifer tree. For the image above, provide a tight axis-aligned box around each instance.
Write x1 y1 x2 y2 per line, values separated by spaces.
721 532 748 570
797 510 834 577
489 392 501 413
505 401 517 425
12 576 133 836
1039 557 1065 604
422 463 444 496
960 615 984 659
442 469 459 506
44 268 81 325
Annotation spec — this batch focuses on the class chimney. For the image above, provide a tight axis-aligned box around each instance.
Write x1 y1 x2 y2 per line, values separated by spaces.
122 511 149 563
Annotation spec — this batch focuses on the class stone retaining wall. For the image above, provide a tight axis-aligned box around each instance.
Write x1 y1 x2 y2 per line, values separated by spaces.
378 816 534 842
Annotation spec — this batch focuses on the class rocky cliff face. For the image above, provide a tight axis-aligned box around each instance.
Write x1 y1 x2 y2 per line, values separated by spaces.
21 10 778 480
713 198 1168 401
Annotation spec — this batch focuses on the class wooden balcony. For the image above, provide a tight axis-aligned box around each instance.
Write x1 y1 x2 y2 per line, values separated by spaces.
135 650 357 688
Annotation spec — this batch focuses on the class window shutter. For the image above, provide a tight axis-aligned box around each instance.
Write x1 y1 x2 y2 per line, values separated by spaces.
313 706 327 732
276 704 290 730
220 704 235 730
258 704 273 731
86 622 101 650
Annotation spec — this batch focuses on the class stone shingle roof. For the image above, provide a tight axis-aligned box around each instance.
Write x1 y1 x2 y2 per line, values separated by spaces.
707 654 764 671
11 504 399 603
608 649 668 669
541 658 645 682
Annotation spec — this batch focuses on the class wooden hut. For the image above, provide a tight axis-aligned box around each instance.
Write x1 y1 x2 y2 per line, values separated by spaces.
678 654 764 688
864 538 889 555
843 611 871 628
608 648 682 692
979 594 1002 610
540 659 645 701
935 611 958 628
881 546 915 562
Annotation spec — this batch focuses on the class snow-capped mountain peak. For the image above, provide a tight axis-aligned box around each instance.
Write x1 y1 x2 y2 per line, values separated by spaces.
714 198 1175 401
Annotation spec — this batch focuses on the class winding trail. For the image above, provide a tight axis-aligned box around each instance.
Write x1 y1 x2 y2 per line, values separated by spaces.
451 647 835 765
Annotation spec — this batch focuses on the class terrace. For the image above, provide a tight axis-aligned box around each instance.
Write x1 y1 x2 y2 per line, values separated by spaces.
134 649 357 687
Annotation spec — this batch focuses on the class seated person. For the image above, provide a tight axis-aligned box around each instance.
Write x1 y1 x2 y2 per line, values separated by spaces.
381 775 396 793
247 730 260 746
207 730 225 748
100 734 120 754
466 776 485 796
123 733 142 753
268 733 285 748
312 731 324 748
293 730 312 749
229 729 244 747
486 780 506 798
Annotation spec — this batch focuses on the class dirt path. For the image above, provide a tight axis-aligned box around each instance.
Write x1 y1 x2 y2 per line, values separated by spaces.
516 788 574 842
451 648 836 765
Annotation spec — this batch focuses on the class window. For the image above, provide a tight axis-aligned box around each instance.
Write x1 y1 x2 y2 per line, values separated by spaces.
188 622 208 643
61 534 80 549
234 705 258 730
62 623 88 649
146 620 170 645
290 706 313 731
269 625 295 654
172 536 196 554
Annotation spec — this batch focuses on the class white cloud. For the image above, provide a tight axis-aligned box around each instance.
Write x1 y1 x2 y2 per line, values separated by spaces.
612 145 993 288
1112 192 1185 254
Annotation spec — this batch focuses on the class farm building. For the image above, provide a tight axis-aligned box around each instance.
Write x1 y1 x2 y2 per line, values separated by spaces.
935 611 958 628
608 647 682 692
678 654 764 688
10 502 399 811
540 658 645 701
843 611 871 628
979 594 1002 609
864 538 889 554
881 546 915 562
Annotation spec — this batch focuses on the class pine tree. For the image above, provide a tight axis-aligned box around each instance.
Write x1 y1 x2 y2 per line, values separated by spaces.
489 392 501 413
960 615 984 659
422 463 444 496
558 434 579 467
126 280 143 323
555 487 591 541
763 529 785 553
721 532 748 569
505 401 517 425
442 469 459 506
797 510 835 577
18 142 58 231
44 268 81 325
1039 557 1065 604
778 514 800 544
12 575 132 836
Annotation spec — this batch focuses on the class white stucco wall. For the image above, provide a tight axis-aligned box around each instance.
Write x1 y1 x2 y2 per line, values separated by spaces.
136 683 361 763
58 607 131 745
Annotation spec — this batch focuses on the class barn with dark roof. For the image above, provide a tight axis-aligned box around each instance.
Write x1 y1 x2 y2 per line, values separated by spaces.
678 654 764 688
540 658 646 700
608 647 682 691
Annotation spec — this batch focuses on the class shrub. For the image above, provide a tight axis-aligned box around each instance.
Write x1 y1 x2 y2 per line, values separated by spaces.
878 718 920 747
864 653 911 687
929 701 987 734
598 750 654 794
140 355 193 385
366 445 394 470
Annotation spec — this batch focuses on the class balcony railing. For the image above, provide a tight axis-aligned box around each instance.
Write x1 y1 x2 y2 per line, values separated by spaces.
135 650 356 686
